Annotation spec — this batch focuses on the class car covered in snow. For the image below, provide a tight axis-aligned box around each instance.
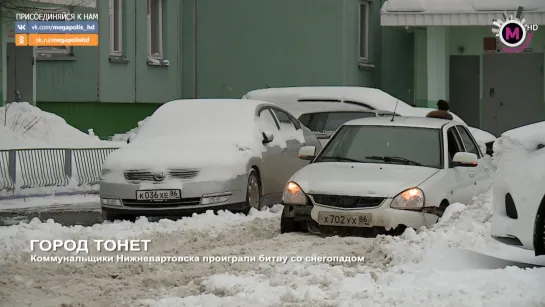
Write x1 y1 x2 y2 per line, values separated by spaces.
243 86 496 156
491 121 545 256
280 116 493 235
99 99 321 220
242 94 398 146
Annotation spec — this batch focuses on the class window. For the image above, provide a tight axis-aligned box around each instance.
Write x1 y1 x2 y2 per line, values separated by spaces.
446 127 464 165
109 0 122 55
36 7 71 55
315 125 442 169
358 1 370 62
456 126 481 157
258 109 279 133
147 0 163 58
301 112 375 133
271 109 298 129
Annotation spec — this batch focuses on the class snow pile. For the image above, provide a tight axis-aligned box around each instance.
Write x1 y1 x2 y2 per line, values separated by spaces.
0 102 123 149
493 121 545 161
110 116 150 142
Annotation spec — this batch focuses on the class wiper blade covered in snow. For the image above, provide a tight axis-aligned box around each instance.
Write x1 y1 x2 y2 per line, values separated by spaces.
365 156 422 166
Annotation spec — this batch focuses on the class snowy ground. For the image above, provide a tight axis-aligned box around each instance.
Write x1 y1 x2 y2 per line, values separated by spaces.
1 190 545 307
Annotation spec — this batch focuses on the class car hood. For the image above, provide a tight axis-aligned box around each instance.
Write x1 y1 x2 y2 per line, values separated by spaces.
290 162 439 197
103 140 255 171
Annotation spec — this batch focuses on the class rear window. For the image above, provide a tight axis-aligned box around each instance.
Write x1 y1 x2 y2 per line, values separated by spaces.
299 111 376 133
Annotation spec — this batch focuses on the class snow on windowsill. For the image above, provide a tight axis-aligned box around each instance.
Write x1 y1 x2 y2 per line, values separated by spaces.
147 57 169 67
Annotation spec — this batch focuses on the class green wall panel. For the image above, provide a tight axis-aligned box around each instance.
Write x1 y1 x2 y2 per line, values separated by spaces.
36 101 161 138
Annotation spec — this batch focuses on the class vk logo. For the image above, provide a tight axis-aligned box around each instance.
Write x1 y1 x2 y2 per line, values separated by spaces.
15 22 27 33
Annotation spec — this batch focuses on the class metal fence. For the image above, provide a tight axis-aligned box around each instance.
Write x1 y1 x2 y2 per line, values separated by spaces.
0 148 119 199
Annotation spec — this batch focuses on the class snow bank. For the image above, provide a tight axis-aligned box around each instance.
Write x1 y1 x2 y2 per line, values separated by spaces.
110 116 150 142
143 190 545 307
0 102 123 149
493 121 545 161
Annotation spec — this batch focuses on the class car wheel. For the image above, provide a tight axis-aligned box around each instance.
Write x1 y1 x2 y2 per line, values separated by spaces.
280 205 301 233
244 169 262 213
533 196 545 256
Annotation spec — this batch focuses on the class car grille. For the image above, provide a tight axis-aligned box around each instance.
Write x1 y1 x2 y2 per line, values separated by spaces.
122 197 201 208
123 169 199 182
310 194 385 209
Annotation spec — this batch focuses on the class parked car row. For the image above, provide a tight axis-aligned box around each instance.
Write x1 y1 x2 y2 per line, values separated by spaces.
99 88 494 237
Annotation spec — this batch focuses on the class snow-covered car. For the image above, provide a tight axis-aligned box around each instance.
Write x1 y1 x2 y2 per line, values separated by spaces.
242 96 398 146
99 99 321 221
491 121 545 256
243 86 496 156
280 116 493 235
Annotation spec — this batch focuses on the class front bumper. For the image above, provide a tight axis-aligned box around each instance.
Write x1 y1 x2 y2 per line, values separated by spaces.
284 198 438 230
99 175 247 212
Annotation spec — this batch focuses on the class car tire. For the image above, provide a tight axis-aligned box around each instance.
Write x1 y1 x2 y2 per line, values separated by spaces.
280 205 300 233
243 169 262 214
533 196 545 256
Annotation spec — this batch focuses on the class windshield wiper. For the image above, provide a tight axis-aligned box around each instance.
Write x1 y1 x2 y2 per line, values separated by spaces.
318 156 364 163
365 156 422 166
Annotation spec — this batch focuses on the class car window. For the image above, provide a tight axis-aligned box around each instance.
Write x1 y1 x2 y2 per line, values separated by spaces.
456 125 481 157
298 114 311 126
446 127 464 164
315 125 442 169
300 112 375 133
258 108 279 134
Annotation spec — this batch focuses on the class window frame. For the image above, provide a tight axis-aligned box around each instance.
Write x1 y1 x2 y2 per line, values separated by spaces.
455 125 483 158
270 107 301 130
358 1 370 63
35 7 71 55
446 126 465 168
109 0 123 55
147 0 163 59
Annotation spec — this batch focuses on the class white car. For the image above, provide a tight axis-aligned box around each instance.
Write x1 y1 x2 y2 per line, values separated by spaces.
280 116 493 235
491 121 545 256
243 86 496 155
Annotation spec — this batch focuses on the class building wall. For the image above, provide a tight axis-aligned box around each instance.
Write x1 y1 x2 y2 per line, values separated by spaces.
35 6 98 102
413 26 545 107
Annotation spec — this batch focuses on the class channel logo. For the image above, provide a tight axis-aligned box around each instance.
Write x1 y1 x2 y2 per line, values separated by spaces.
492 6 538 52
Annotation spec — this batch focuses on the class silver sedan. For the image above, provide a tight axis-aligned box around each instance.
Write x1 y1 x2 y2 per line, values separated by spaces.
99 98 321 221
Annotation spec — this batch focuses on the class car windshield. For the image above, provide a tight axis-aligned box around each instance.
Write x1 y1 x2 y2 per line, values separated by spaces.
314 125 442 168
299 112 375 134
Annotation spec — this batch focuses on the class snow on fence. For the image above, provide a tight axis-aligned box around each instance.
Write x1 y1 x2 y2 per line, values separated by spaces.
0 148 119 200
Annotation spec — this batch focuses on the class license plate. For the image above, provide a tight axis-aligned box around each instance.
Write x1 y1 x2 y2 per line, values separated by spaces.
317 211 372 227
136 189 181 201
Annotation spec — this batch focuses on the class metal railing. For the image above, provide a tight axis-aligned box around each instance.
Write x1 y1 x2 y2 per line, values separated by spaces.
0 148 119 200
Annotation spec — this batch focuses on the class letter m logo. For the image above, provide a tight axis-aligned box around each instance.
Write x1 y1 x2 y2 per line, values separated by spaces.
506 27 520 40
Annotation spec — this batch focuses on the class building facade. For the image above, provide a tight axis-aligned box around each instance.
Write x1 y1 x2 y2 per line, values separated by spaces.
4 0 415 138
381 0 545 136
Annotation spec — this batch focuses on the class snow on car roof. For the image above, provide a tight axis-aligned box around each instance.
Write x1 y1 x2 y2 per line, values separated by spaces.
343 116 450 129
134 99 272 141
258 101 374 118
243 86 415 114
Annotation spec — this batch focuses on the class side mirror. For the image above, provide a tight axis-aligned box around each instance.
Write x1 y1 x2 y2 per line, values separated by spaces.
452 152 478 167
298 146 316 160
262 131 274 144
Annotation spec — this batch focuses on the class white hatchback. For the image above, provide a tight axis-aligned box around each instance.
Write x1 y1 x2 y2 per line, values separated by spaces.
280 116 493 235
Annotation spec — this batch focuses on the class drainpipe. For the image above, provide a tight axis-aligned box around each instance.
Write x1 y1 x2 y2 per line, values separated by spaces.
193 0 198 98
178 0 182 98
134 0 137 102
96 0 100 101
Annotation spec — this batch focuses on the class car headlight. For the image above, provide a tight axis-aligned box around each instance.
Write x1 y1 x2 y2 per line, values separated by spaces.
391 188 424 210
282 181 307 205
